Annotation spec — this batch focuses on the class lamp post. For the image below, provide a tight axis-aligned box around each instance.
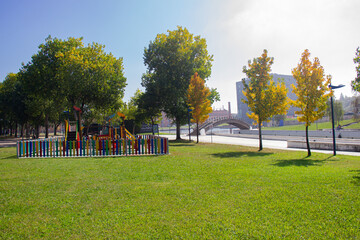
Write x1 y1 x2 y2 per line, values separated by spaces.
329 84 345 156
188 108 192 141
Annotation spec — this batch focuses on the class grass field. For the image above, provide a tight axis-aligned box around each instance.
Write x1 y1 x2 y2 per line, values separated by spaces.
264 119 359 131
1 141 360 239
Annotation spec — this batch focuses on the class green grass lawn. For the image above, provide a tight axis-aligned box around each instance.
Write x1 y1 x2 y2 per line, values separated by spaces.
264 119 359 131
1 142 360 239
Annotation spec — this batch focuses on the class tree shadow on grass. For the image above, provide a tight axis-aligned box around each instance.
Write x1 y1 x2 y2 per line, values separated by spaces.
0 154 18 160
211 151 273 158
350 170 360 186
272 156 335 167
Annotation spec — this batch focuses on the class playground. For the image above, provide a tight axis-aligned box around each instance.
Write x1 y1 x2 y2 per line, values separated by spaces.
16 109 169 158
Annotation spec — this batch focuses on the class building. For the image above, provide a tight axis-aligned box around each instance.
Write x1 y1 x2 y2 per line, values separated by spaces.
236 73 299 124
159 107 234 128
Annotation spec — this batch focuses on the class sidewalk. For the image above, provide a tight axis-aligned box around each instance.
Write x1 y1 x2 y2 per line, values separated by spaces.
0 137 20 148
163 134 360 157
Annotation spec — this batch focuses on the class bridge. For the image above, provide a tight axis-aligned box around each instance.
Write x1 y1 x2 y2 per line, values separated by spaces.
190 116 250 136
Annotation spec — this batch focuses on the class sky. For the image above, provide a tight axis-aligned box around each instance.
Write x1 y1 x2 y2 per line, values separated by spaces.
1 0 359 113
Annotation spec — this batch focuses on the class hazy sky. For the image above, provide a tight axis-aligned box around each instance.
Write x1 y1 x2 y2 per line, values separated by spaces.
1 0 359 113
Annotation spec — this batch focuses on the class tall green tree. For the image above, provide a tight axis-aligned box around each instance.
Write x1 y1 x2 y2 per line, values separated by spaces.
242 50 289 151
187 72 212 143
0 73 28 137
142 26 213 140
292 49 331 157
56 41 127 139
19 36 81 138
136 86 162 135
351 47 360 92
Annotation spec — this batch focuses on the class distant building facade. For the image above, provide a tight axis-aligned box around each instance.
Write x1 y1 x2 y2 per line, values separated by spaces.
159 108 234 128
236 73 299 124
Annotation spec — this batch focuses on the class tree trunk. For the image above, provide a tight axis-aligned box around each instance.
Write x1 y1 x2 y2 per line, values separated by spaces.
14 122 18 138
196 122 200 143
54 123 59 136
86 125 90 138
176 120 181 140
306 125 311 157
35 125 40 139
78 112 82 140
258 121 263 151
25 123 30 138
45 115 49 139
151 119 155 135
20 124 24 138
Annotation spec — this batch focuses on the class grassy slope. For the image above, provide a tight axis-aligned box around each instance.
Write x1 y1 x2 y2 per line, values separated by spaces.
1 143 360 239
264 119 359 131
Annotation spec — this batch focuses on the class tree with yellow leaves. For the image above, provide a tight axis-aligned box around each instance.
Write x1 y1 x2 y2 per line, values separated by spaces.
187 72 212 143
242 49 289 151
292 49 331 157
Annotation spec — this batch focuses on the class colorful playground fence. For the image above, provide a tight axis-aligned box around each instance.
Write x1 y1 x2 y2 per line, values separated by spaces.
16 135 169 158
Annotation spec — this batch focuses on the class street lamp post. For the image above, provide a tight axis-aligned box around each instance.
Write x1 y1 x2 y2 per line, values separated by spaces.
329 84 345 156
188 108 192 141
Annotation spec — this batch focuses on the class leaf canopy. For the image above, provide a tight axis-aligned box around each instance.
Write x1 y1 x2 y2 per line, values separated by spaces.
291 49 331 126
242 49 289 124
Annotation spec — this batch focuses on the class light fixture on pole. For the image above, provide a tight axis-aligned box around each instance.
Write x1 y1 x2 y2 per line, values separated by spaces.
329 84 345 156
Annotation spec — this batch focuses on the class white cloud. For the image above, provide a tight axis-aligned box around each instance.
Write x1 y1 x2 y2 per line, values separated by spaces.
202 0 360 113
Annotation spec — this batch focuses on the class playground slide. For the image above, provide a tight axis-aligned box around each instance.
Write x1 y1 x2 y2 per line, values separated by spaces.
125 128 135 140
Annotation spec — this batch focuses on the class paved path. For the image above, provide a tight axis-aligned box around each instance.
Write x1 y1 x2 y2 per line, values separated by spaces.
0 138 20 148
163 134 360 157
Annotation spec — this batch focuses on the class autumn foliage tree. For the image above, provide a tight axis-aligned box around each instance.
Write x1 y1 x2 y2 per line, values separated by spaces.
292 49 331 157
242 50 289 151
187 72 212 143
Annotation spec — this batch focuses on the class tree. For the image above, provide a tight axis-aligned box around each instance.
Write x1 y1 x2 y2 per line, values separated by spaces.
120 89 145 134
352 95 360 121
56 41 127 139
326 99 344 126
142 26 213 140
334 101 344 126
209 88 221 105
273 114 286 126
351 47 360 92
242 49 289 151
19 36 81 138
292 49 331 157
136 86 162 135
187 73 212 143
0 73 28 137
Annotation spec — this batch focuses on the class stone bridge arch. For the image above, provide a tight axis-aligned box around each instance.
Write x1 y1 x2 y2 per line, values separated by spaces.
190 117 250 136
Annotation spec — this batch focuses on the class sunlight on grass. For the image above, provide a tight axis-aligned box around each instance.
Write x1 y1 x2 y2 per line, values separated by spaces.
264 119 359 131
1 143 359 239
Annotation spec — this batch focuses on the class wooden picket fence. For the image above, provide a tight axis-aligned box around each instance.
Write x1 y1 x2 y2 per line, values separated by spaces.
17 135 169 158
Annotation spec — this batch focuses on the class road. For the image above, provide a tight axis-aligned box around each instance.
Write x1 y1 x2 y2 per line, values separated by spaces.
163 134 360 157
